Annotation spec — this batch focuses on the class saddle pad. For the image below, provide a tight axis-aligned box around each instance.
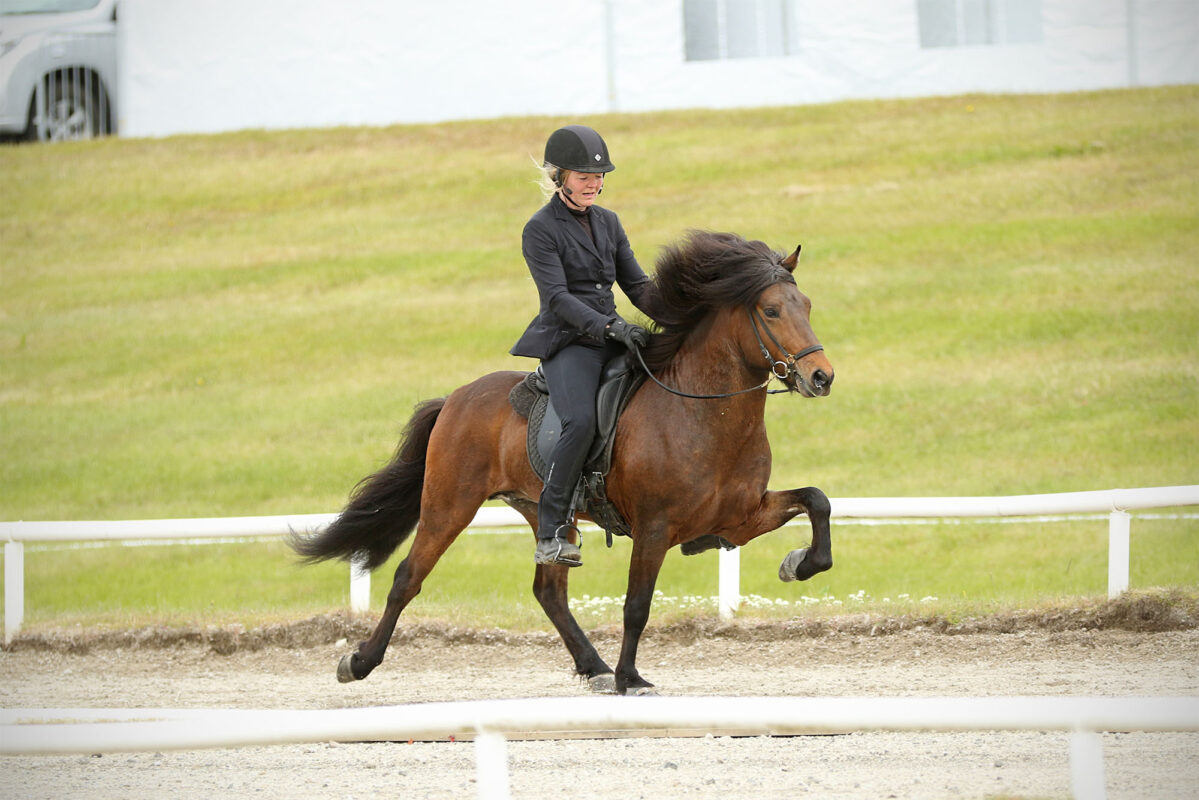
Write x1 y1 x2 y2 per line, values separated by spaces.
509 355 646 483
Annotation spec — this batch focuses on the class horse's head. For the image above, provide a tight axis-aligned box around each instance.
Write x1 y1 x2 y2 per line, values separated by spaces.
646 231 834 398
748 245 834 397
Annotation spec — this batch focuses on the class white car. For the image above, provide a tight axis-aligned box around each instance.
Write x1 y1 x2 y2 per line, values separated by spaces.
0 0 117 141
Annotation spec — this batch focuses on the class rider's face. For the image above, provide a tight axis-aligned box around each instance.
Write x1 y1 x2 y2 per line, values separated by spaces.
560 170 604 208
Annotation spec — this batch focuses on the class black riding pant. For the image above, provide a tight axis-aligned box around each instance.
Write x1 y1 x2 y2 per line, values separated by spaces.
537 340 621 538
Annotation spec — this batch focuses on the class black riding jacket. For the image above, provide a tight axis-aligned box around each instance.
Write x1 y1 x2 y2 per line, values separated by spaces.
510 193 663 360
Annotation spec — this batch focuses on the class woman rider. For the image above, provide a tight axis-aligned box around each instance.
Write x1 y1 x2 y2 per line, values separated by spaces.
511 125 664 567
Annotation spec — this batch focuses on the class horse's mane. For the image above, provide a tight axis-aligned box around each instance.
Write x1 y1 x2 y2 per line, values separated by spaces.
641 230 795 373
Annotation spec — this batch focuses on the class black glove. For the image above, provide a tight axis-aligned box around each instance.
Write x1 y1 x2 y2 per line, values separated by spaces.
605 317 649 349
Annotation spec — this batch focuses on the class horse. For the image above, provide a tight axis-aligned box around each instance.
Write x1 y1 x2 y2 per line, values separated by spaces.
291 230 835 695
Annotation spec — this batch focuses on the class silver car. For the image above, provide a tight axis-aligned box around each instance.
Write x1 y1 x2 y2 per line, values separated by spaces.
0 0 117 141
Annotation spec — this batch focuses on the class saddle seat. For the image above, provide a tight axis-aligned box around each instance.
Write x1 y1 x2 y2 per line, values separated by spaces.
508 352 646 544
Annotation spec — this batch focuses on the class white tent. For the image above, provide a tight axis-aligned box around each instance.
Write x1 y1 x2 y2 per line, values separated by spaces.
117 0 1198 137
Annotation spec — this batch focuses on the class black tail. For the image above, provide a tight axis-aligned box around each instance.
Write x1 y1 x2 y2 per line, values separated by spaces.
291 397 445 571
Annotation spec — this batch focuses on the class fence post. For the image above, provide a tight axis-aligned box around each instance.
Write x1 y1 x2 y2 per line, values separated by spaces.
1107 511 1130 598
4 541 24 645
474 730 511 800
350 558 370 614
1069 730 1106 800
718 546 740 620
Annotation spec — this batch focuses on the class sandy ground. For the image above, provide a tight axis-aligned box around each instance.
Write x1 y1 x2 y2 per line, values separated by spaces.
1 617 1197 800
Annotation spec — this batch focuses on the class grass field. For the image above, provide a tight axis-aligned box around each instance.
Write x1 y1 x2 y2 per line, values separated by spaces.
2 86 1196 632
17 516 1199 632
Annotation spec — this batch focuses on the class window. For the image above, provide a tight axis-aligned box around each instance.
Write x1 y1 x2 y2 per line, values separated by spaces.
684 0 799 61
917 0 1043 48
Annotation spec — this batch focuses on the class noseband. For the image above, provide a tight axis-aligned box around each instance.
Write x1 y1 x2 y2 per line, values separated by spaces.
749 306 825 383
634 304 824 401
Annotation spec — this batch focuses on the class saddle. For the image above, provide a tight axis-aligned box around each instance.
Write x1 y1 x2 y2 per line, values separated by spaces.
508 353 646 545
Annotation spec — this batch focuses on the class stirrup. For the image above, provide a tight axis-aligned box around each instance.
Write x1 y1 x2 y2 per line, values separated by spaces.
535 526 582 567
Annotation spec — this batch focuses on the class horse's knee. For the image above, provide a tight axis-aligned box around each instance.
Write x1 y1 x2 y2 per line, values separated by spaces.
798 486 830 520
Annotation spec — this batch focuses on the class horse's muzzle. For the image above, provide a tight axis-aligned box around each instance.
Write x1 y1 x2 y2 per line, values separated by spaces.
795 366 834 397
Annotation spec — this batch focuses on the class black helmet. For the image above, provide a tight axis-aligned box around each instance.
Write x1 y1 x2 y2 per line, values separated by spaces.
544 125 616 175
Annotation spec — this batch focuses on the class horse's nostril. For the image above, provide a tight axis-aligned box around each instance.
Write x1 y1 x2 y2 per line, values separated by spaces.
813 369 829 388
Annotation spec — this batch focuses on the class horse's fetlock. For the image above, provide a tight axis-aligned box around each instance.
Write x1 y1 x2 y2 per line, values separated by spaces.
796 551 832 580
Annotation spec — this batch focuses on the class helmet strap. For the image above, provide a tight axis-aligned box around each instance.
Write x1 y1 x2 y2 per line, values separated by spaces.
559 186 586 210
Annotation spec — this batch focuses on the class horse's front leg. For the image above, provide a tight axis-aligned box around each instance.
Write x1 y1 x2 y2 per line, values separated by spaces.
615 532 670 695
723 486 833 583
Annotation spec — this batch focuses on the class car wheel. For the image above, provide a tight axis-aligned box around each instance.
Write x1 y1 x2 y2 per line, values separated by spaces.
34 70 111 141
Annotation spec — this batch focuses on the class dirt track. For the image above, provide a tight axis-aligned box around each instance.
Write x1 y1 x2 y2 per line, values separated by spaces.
2 603 1198 800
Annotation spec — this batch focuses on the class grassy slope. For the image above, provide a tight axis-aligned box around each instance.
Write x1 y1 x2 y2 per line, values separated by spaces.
2 87 1196 630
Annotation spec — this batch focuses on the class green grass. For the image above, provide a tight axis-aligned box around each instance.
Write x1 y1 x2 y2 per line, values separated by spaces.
2 87 1197 632
9 515 1198 632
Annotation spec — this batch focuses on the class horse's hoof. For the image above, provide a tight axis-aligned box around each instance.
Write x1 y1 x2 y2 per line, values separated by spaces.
778 547 809 582
587 674 617 694
336 653 359 683
628 686 659 697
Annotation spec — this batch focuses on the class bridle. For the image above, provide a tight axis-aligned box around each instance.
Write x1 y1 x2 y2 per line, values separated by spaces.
750 305 825 386
634 305 824 400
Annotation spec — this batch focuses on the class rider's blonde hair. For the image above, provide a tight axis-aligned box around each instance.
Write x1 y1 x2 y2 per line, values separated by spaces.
532 156 565 201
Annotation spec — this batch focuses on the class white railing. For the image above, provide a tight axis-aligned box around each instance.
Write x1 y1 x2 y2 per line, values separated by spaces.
2 486 1196 643
3 696 1198 800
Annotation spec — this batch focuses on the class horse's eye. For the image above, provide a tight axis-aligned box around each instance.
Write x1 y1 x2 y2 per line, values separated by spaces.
763 307 780 319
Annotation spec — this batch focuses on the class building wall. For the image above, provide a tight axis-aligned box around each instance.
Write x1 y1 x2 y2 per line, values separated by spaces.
117 0 1198 138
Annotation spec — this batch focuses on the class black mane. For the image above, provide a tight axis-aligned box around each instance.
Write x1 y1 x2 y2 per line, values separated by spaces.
641 230 794 372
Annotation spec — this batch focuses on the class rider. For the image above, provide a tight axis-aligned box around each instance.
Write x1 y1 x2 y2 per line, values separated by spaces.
511 124 664 567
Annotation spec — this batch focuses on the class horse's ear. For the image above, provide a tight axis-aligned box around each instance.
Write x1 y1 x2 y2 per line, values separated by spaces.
781 244 801 273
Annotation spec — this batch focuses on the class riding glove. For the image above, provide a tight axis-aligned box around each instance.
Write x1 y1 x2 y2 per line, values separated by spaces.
605 317 649 350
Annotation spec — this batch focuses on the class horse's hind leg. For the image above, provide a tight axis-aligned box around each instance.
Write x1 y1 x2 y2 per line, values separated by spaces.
503 499 615 691
533 560 615 692
339 516 465 682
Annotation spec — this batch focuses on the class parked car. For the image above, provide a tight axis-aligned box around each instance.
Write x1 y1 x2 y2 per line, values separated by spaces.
0 0 117 141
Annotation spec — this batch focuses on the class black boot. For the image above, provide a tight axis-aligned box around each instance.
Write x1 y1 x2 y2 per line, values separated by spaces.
535 464 583 567
535 527 582 567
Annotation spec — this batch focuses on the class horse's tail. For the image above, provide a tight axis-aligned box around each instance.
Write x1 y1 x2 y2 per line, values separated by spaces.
291 397 446 571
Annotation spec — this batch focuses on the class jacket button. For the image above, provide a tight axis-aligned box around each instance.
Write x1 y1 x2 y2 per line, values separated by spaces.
595 283 603 289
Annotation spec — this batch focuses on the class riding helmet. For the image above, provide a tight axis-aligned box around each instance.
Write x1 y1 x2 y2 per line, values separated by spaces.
544 125 616 175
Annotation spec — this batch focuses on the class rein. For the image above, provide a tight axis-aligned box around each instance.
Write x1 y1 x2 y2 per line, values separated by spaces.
634 305 824 401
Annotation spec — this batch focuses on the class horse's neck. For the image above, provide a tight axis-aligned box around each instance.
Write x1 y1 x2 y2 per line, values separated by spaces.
667 311 770 417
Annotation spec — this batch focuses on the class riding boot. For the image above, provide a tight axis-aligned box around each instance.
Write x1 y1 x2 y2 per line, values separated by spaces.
534 463 582 567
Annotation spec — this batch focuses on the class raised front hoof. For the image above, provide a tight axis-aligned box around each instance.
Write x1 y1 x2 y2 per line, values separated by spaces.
587 673 617 694
779 547 831 582
336 653 363 683
778 548 808 582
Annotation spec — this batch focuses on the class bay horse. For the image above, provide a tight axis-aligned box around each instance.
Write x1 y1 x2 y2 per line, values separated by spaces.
292 230 835 695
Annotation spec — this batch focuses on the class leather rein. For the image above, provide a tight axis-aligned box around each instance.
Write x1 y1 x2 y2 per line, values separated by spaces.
633 305 824 401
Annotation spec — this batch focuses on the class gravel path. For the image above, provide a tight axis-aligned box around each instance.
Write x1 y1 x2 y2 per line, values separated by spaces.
2 624 1197 799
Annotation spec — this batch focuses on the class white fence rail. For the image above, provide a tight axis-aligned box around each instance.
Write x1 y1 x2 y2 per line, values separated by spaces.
4 696 1199 800
2 486 1197 643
